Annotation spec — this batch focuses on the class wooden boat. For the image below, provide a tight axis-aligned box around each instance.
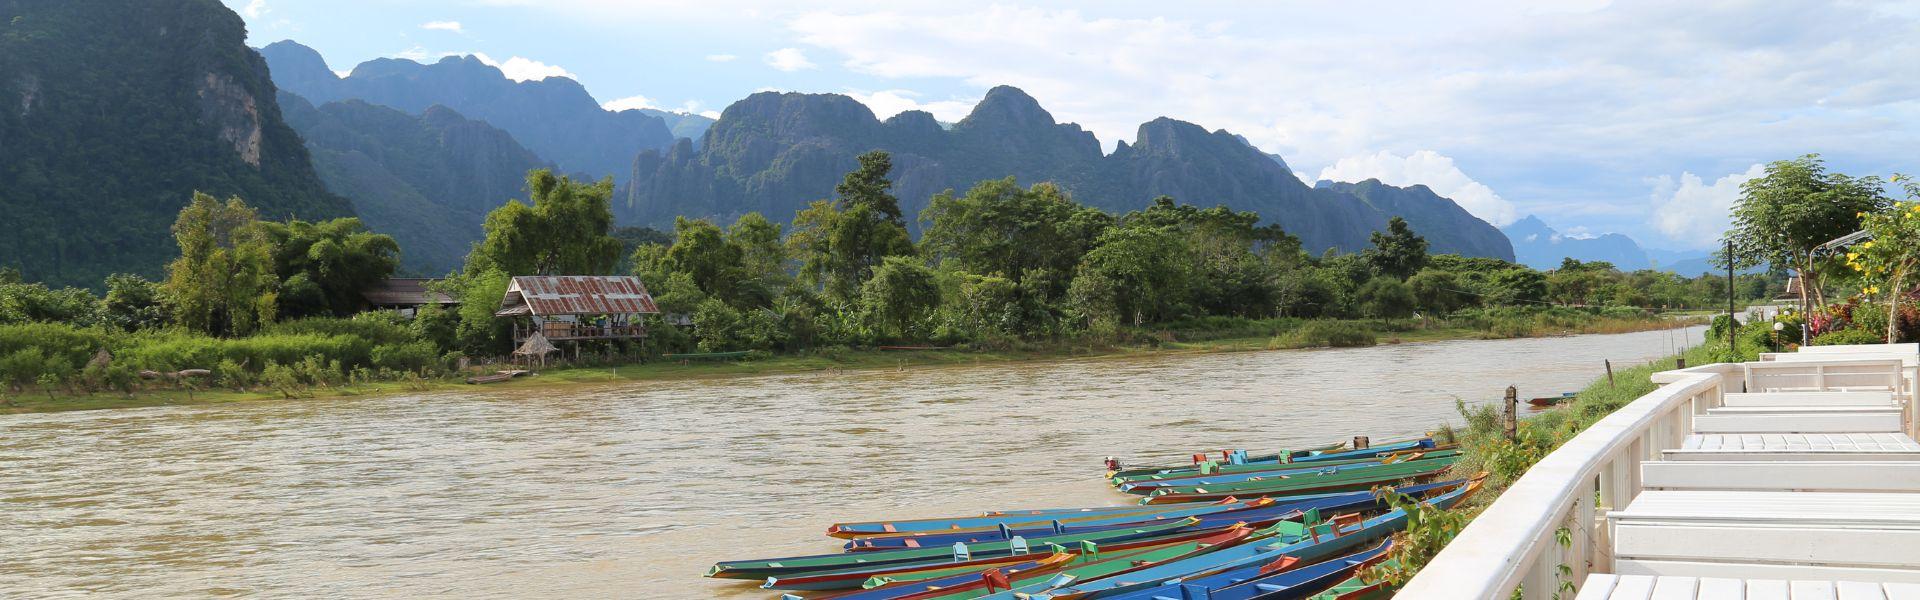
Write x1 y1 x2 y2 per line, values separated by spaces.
762 550 1074 591
813 527 1257 600
662 350 750 361
1009 481 1478 599
828 498 1264 539
1108 447 1459 487
464 369 530 385
1528 392 1577 407
843 499 1273 548
845 480 1465 551
1117 451 1461 494
1109 538 1393 600
1308 559 1398 600
707 518 1200 580
1141 457 1461 504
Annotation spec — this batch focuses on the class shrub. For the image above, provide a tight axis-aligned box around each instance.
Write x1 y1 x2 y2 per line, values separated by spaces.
1812 327 1883 346
1269 321 1377 349
262 362 306 398
371 341 438 373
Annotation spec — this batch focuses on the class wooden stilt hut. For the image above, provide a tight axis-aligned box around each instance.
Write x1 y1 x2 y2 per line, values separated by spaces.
493 275 660 360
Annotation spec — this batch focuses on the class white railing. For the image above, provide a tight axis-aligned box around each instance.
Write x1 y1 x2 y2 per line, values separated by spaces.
1401 356 1912 599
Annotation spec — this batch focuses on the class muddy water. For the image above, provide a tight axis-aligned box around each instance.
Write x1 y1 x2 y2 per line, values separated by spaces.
0 326 1701 598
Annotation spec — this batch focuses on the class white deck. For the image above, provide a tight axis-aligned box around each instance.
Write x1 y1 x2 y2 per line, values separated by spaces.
1578 574 1920 600
1401 348 1920 599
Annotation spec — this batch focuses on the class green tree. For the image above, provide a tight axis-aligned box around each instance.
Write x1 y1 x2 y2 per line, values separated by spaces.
920 178 1113 300
1407 269 1471 314
1357 277 1416 318
1844 175 1920 341
1364 217 1429 280
100 273 168 331
1067 226 1192 326
1729 154 1889 309
664 217 752 306
788 152 915 299
466 169 624 276
256 217 400 318
860 256 940 339
162 193 279 337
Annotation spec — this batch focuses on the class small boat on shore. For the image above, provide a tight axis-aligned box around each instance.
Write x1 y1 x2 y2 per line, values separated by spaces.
1528 392 1577 407
464 370 530 385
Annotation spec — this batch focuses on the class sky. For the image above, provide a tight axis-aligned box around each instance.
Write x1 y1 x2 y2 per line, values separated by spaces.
221 0 1920 251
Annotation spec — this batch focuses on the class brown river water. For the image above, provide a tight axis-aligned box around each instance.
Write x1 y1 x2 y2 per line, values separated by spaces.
0 326 1702 599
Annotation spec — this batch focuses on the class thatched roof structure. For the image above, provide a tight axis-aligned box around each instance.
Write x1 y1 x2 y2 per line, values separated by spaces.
512 332 559 357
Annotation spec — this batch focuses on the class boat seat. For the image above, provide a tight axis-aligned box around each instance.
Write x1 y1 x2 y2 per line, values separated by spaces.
1642 461 1920 492
1578 574 1920 599
1608 490 1920 581
1665 434 1920 461
1722 392 1899 408
1691 413 1902 433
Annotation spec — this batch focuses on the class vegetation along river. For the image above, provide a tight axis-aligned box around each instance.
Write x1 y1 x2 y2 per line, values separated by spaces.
0 326 1703 598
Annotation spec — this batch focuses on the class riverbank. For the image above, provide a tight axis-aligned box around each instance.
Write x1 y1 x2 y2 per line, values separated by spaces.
0 312 1701 415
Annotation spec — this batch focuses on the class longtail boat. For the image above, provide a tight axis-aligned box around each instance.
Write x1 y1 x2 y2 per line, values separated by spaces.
1109 448 1459 487
771 527 1252 591
1118 451 1459 494
1106 439 1435 481
829 498 1265 539
813 527 1256 600
1308 559 1398 600
848 480 1465 551
707 518 1200 580
1098 539 1392 600
1008 480 1478 599
1141 457 1460 504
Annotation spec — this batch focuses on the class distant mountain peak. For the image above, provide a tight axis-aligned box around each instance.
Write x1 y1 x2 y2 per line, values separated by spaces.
957 85 1055 131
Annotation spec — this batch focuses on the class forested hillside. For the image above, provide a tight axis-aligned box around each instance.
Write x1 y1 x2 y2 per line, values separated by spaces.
278 93 549 275
0 0 351 287
626 87 1515 259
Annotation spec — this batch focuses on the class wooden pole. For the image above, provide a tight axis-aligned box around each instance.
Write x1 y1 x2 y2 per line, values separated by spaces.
1728 238 1737 354
1605 360 1616 388
1503 385 1518 441
1352 435 1370 450
1676 357 1687 369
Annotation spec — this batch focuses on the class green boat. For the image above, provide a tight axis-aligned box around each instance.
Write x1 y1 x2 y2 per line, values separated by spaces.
1110 449 1461 487
707 517 1199 580
1142 456 1460 504
839 527 1256 600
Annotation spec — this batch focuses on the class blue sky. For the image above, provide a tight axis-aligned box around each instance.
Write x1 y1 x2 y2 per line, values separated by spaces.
222 0 1920 251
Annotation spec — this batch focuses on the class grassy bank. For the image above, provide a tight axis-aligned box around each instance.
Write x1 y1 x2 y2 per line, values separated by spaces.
1 309 1698 415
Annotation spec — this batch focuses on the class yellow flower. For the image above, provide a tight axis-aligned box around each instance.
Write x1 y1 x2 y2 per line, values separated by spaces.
1858 211 1867 217
1849 252 1859 260
1864 241 1875 249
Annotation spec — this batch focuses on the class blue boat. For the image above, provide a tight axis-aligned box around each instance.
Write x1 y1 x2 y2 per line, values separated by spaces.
977 480 1475 600
846 480 1464 551
1101 539 1392 600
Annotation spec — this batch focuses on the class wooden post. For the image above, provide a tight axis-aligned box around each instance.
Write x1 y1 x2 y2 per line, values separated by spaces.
1676 357 1687 369
1352 435 1370 450
1503 385 1518 441
1605 359 1616 389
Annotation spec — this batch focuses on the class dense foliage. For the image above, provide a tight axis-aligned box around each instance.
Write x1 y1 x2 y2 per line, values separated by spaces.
0 154 1785 401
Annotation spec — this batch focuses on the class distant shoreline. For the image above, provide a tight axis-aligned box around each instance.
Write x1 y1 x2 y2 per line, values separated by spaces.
0 315 1703 416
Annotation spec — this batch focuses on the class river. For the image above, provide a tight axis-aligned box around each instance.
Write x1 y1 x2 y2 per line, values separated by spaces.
0 326 1702 598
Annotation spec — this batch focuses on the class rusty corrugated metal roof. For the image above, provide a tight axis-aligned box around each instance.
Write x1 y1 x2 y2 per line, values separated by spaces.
496 276 659 316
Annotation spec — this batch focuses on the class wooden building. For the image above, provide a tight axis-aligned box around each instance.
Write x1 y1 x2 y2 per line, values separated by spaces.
360 278 457 316
493 275 659 346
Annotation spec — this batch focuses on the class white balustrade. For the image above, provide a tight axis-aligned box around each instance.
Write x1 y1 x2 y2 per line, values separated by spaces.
1399 355 1915 600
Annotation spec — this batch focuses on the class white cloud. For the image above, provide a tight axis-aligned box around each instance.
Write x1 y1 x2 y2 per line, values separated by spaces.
845 89 977 122
472 52 577 82
705 54 738 62
699 110 721 119
1559 226 1598 240
422 21 464 33
602 95 657 112
764 48 816 72
1649 164 1766 248
241 0 266 19
1316 150 1520 226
